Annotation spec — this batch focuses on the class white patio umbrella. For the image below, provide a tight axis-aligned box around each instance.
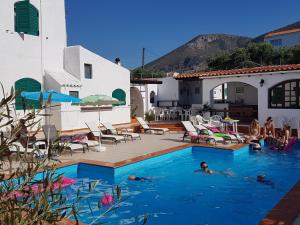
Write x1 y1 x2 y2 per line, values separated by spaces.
80 95 120 152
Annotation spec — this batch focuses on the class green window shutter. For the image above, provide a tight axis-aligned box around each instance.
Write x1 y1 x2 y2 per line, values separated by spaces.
112 89 126 106
15 78 41 110
15 0 39 36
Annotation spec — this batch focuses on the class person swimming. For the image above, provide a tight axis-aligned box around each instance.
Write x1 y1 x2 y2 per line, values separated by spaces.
128 175 150 181
257 175 274 187
200 161 213 174
195 161 234 176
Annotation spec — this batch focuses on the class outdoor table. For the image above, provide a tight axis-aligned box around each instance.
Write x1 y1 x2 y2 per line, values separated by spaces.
222 118 239 133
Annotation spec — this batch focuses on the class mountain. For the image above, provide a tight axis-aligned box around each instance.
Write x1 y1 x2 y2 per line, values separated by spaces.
144 34 251 72
253 21 300 42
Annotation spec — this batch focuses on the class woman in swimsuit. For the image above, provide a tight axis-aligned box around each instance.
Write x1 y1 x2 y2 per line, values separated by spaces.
263 117 275 143
247 119 262 150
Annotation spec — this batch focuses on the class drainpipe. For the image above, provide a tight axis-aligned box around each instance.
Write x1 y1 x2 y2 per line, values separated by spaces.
145 84 149 113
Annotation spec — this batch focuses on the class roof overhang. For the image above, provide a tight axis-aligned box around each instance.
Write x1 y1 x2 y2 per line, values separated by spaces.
130 79 163 84
45 70 82 87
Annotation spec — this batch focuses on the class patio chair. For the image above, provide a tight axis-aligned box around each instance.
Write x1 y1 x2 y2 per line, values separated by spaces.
195 115 210 125
85 122 126 144
136 117 169 135
42 125 87 155
101 122 141 141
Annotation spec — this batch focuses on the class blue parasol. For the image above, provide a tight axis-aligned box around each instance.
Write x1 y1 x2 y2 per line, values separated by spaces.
21 90 80 103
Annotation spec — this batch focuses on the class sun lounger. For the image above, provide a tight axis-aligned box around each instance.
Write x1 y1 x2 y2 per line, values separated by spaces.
136 117 169 135
9 141 47 158
181 121 202 142
42 125 87 155
195 123 231 144
85 122 126 144
101 122 141 141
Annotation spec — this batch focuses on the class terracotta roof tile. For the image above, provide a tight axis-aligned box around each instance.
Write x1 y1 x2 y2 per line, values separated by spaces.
265 28 300 38
175 64 300 79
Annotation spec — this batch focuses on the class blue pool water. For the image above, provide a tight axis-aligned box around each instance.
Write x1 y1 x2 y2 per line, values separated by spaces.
58 143 300 225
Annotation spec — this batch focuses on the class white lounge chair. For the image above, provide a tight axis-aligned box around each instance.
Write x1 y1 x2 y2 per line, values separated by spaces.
181 121 202 142
85 122 126 144
9 141 48 158
42 125 87 155
136 117 169 135
101 122 141 141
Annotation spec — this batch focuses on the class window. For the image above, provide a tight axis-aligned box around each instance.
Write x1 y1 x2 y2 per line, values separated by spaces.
195 87 200 95
112 89 126 106
69 91 79 98
14 0 39 36
270 39 282 47
150 91 155 103
15 78 41 110
84 64 92 79
269 80 300 109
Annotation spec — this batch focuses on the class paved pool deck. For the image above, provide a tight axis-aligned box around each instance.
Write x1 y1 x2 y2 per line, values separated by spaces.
57 133 243 167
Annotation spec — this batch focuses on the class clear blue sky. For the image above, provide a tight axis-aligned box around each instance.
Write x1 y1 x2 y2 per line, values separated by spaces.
65 0 300 69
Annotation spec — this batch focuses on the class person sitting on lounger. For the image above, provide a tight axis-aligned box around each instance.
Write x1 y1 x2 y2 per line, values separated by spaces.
16 119 36 147
128 175 150 181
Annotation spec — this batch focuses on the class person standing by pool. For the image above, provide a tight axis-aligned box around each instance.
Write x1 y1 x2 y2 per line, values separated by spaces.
263 117 275 143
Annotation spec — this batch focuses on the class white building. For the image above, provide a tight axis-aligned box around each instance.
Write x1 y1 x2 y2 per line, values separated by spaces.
175 64 300 126
0 0 130 130
130 77 179 117
264 28 300 48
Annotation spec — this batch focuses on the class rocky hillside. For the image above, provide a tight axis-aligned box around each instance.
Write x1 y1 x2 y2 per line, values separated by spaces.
144 34 251 72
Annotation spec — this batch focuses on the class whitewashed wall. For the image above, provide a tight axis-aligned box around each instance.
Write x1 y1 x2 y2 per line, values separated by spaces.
157 77 179 101
227 82 258 105
179 80 203 105
201 71 300 125
0 0 67 94
62 46 131 130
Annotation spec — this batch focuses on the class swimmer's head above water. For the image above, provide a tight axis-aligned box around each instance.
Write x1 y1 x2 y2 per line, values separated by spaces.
200 161 213 174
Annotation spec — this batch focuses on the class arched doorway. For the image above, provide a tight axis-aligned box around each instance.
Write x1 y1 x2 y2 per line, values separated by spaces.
211 82 258 122
130 87 144 118
15 78 41 110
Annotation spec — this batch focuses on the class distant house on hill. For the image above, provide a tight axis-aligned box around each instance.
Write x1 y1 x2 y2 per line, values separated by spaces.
263 21 300 48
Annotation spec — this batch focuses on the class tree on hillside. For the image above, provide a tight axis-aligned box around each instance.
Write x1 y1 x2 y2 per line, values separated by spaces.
131 68 165 79
247 42 274 65
207 43 300 71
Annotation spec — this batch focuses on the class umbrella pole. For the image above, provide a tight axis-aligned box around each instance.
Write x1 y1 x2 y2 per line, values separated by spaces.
97 109 106 152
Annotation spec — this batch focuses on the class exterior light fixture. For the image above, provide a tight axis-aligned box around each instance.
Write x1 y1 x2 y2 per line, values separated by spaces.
260 79 265 87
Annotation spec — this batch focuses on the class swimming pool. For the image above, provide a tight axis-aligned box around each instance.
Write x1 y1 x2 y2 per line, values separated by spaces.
58 142 300 225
